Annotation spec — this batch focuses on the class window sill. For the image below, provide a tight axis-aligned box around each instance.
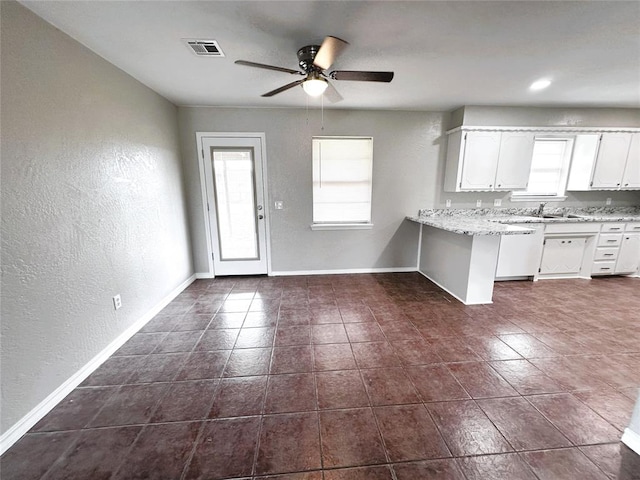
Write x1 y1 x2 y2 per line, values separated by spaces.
310 223 374 231
510 195 568 202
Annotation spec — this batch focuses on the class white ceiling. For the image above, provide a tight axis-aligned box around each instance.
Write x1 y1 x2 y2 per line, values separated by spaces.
20 0 640 111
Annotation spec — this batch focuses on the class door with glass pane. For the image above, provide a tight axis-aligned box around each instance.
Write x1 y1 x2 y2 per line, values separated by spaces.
202 136 268 275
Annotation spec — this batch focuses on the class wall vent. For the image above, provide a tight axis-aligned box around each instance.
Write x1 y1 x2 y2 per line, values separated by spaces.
183 39 225 57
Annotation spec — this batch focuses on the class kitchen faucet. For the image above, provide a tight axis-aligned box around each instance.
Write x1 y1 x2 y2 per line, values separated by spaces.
536 202 546 216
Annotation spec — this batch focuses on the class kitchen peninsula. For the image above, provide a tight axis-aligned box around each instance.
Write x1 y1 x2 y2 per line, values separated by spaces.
408 207 640 305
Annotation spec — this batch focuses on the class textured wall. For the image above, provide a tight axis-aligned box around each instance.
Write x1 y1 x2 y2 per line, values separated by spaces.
178 107 439 273
0 2 193 433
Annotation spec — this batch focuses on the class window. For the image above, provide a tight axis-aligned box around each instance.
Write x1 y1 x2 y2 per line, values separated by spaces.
511 137 574 201
311 136 373 229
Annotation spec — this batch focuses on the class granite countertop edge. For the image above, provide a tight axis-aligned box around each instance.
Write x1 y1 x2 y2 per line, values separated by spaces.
406 216 535 236
406 209 640 236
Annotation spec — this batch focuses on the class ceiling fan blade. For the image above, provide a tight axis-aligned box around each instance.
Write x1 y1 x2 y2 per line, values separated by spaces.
235 60 302 75
323 81 343 103
331 70 395 82
262 79 305 97
313 36 349 70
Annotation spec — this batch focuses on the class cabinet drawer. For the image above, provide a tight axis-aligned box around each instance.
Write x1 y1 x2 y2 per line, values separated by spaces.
592 261 617 275
601 223 624 233
597 233 623 247
626 223 640 232
594 247 619 261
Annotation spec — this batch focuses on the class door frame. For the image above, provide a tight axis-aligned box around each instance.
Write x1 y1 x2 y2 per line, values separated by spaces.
196 132 272 277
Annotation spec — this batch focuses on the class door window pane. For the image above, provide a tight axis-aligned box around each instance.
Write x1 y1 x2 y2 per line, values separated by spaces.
212 148 259 260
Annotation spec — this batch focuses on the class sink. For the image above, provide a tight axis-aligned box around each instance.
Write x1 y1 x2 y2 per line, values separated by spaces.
540 214 584 219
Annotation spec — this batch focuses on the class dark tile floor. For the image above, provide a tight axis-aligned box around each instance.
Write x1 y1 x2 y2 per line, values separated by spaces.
2 273 640 479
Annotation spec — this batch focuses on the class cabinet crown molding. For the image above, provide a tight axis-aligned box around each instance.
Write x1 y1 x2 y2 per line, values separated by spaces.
446 126 640 135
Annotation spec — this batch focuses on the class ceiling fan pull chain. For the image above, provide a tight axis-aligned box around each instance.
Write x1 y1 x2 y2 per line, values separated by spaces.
321 94 324 131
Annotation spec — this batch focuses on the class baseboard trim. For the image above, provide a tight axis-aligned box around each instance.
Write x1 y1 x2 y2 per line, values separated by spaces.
0 274 196 456
195 272 215 279
621 427 640 455
416 269 492 306
270 267 417 276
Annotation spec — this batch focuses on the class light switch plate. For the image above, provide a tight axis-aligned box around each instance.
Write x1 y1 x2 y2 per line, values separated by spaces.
476 200 482 208
275 201 283 210
606 198 612 205
445 199 451 208
494 199 502 207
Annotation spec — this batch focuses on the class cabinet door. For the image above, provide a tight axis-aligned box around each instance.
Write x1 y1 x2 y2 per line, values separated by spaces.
591 133 632 189
539 237 587 275
494 132 535 190
621 133 640 189
615 234 640 274
460 131 501 190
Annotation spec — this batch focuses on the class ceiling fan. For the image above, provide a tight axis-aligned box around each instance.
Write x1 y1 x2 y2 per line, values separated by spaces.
235 36 394 102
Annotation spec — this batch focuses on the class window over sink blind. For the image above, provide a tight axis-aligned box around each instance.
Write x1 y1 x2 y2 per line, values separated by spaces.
512 137 573 199
312 137 373 225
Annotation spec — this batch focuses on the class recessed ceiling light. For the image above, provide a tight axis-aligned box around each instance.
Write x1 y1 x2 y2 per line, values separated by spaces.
530 79 551 91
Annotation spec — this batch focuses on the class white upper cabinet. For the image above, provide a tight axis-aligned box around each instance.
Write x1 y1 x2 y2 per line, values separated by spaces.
621 133 640 188
460 131 501 190
445 127 640 193
494 132 535 189
444 130 534 192
591 133 633 189
566 132 639 191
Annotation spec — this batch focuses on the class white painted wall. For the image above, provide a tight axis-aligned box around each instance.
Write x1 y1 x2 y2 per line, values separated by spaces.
178 107 436 274
0 2 193 434
622 390 640 454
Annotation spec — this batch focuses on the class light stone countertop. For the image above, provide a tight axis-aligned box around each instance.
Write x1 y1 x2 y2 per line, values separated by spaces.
406 215 535 236
407 207 640 236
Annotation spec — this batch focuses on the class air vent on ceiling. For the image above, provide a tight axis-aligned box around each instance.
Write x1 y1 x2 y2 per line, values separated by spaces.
183 39 225 57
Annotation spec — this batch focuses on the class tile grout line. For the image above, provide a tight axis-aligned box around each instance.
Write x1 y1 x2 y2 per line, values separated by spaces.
178 282 242 480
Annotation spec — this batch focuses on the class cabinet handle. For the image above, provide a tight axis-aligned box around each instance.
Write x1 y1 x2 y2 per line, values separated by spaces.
610 228 621 230
600 267 611 270
568 240 572 244
604 253 614 256
607 240 617 242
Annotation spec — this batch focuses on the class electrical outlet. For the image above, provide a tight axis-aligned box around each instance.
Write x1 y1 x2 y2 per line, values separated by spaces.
113 294 122 310
476 200 482 208
494 199 502 207
606 198 612 205
445 199 451 208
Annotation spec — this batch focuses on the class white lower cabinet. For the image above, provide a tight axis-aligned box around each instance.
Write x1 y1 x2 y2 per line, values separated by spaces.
615 234 640 274
539 237 587 275
592 223 640 275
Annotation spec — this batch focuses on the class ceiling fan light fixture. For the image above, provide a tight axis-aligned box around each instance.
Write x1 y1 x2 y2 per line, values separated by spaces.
302 77 328 97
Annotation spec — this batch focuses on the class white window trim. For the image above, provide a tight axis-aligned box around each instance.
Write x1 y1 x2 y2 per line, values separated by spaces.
310 222 374 231
311 136 374 227
511 135 575 202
